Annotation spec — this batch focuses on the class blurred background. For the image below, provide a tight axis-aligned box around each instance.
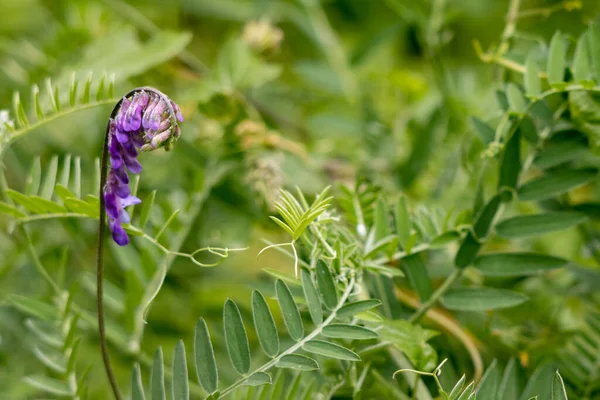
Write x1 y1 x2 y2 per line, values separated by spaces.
1 0 600 398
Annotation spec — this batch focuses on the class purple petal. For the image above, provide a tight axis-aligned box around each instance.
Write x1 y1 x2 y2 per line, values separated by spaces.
114 165 129 184
104 191 119 219
109 138 123 169
115 128 129 144
121 140 138 158
142 96 160 130
110 221 129 246
130 133 145 148
151 129 171 148
115 181 130 198
125 92 149 131
149 102 166 130
119 208 131 224
120 195 141 208
171 100 184 122
117 98 131 131
123 153 142 174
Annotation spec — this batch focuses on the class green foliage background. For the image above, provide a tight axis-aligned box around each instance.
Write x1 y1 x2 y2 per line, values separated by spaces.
1 0 600 399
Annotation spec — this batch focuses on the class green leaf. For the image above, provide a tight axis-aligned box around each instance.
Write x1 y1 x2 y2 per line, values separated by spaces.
139 190 156 229
68 31 193 85
13 91 29 128
301 268 323 325
525 54 541 97
495 212 587 238
244 372 272 387
252 291 279 358
25 156 42 196
374 197 390 240
496 90 509 111
25 319 62 348
454 232 481 268
316 261 338 309
520 115 538 143
32 345 66 373
29 196 67 213
379 320 439 371
69 72 78 107
5 189 45 213
64 197 97 217
66 338 80 374
9 294 58 321
573 202 600 219
547 31 567 86
441 288 528 311
506 83 528 112
40 155 59 199
223 299 251 374
0 201 26 218
81 73 92 104
303 340 360 361
568 90 600 150
275 354 319 371
337 300 381 318
32 84 43 120
477 359 500 400
471 117 495 145
498 127 521 193
96 73 106 102
275 279 304 341
172 340 189 400
24 375 73 396
151 348 166 400
322 324 378 340
55 183 76 202
518 169 598 201
132 363 146 400
194 319 218 394
573 33 591 83
448 375 466 400
430 230 461 247
499 358 519 400
473 194 501 239
534 137 589 169
396 195 412 248
552 371 568 400
520 363 555 400
588 24 600 83
457 382 475 400
401 252 433 302
474 253 567 277
262 268 302 287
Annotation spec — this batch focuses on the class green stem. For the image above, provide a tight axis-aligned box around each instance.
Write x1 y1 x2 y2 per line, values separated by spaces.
497 0 522 56
408 269 462 324
22 227 61 294
219 277 356 398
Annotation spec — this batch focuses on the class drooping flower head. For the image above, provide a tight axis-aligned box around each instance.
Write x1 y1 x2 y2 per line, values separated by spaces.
103 88 183 246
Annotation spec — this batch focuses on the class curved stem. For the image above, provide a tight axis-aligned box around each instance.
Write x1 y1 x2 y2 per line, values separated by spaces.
97 110 122 400
408 269 462 324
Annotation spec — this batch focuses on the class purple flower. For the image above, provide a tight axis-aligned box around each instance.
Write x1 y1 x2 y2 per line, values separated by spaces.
103 88 183 246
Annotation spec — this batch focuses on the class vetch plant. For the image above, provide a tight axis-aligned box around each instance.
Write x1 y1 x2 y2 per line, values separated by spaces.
97 88 183 399
1 0 600 399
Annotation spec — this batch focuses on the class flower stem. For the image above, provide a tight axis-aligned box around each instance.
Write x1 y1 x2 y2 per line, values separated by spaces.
97 104 123 400
408 269 462 324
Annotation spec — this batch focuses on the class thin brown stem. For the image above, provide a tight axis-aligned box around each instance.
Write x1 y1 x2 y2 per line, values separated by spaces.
97 108 122 400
